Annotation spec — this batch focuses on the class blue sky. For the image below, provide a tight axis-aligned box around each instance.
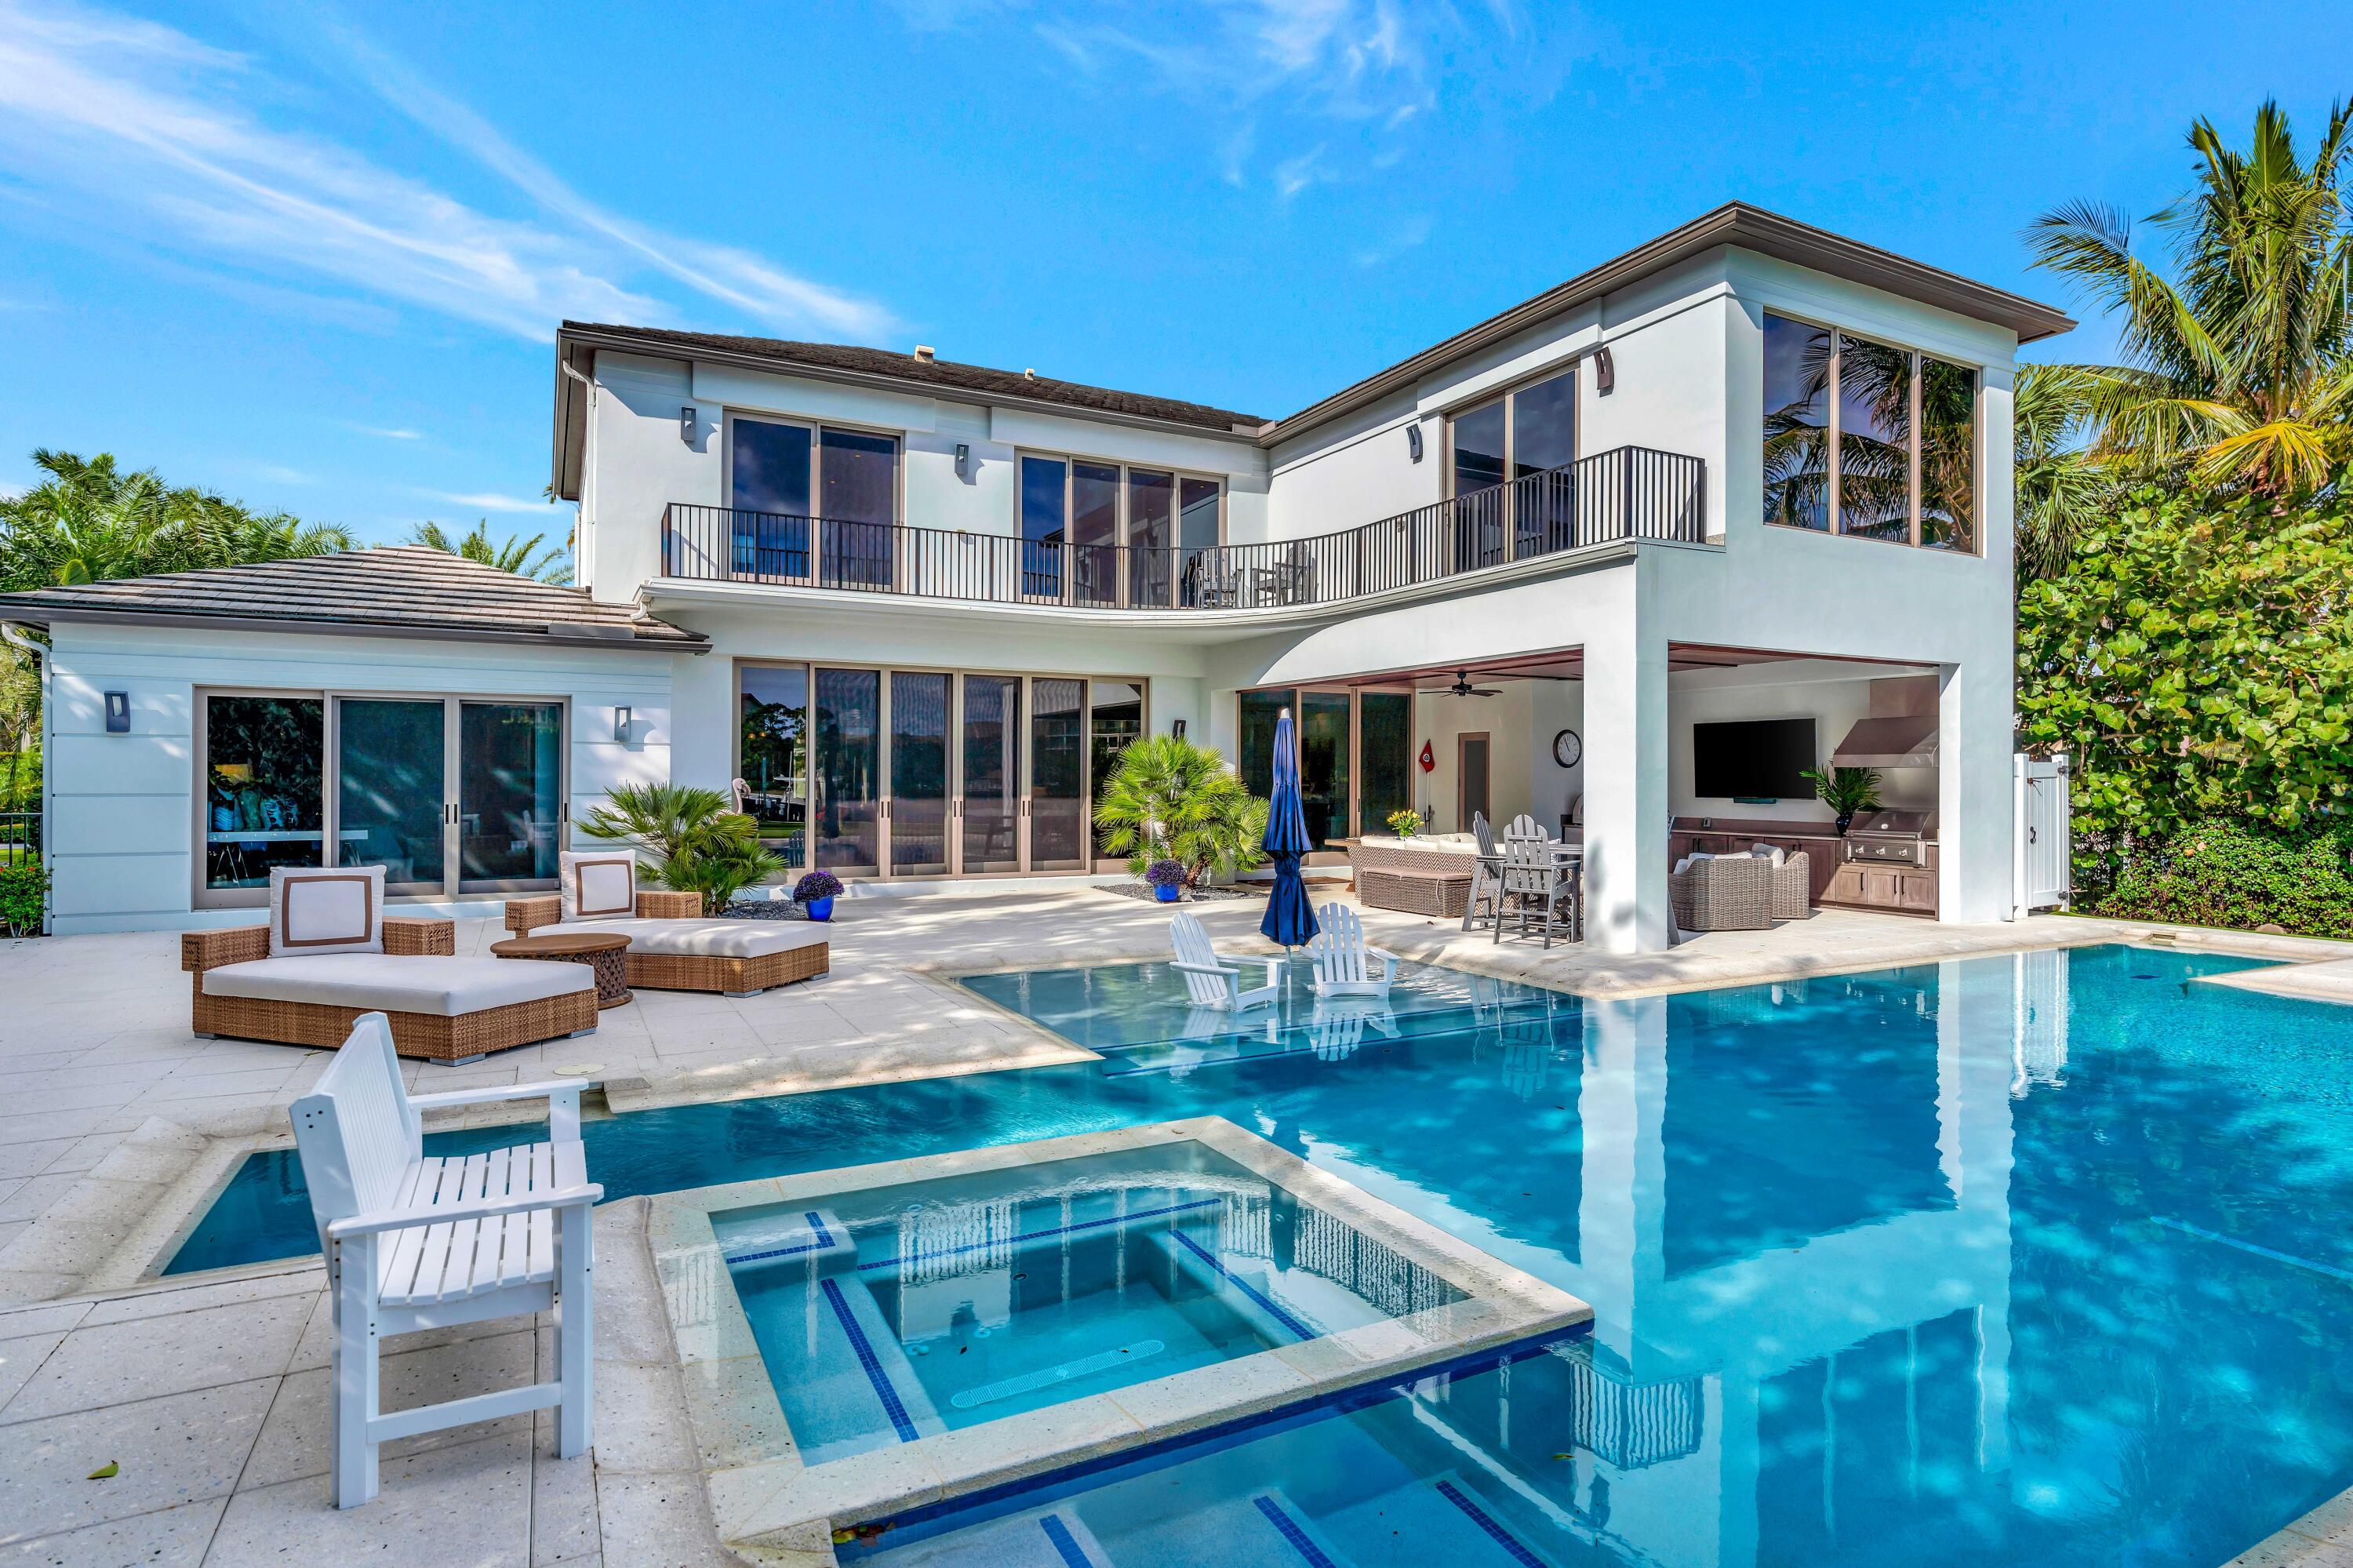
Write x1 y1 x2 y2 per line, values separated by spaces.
0 0 2344 548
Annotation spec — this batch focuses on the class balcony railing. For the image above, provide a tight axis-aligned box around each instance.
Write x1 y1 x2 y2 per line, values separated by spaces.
660 443 1704 612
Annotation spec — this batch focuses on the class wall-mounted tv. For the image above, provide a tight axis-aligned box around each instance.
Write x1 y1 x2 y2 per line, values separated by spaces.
1693 717 1817 801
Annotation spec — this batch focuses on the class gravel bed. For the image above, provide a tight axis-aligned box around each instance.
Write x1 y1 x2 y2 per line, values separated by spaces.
722 898 815 920
1098 881 1263 904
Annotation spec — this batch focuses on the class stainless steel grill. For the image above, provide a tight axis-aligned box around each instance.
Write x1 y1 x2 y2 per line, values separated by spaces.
1843 809 1937 866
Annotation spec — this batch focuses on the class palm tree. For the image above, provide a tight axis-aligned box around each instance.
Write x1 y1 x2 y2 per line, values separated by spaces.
2024 100 2353 498
1093 734 1269 887
408 520 573 584
0 448 351 591
574 782 780 912
2013 364 2122 577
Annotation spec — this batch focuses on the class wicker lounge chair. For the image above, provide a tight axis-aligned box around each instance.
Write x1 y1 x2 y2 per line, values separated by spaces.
503 850 829 998
1668 853 1777 933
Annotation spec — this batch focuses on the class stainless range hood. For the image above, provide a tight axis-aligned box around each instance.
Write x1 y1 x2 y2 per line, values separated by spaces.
1829 715 1938 769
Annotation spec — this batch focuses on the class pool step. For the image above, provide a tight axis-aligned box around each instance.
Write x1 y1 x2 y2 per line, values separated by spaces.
720 1207 857 1275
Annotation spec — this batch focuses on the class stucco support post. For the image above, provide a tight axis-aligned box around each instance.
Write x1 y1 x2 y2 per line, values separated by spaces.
1582 585 1671 954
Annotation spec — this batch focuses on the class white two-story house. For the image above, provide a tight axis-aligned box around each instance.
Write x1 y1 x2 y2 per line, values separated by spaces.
7 204 2071 951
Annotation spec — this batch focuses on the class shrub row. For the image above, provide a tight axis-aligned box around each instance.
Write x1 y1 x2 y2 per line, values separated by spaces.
2079 817 2353 938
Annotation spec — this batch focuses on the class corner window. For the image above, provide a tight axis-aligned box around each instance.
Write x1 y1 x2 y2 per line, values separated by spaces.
1762 313 1977 551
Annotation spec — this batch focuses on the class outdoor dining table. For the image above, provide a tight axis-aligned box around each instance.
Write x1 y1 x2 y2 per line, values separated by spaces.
1471 840 1584 941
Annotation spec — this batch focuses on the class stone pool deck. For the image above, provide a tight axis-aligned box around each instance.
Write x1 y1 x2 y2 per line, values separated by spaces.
2 886 2351 1563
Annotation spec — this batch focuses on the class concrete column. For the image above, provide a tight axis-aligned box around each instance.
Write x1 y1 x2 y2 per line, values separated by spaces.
1938 655 2014 924
1582 581 1671 953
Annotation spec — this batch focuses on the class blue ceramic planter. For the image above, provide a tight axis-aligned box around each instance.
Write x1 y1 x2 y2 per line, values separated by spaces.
806 896 835 922
1154 882 1180 903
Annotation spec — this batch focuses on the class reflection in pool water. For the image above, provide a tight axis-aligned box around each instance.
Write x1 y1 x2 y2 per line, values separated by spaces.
173 945 2353 1566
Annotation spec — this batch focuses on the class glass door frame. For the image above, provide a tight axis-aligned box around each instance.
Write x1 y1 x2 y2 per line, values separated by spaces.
1012 446 1227 609
1237 682 1416 860
736 660 1148 882
722 409 908 590
193 686 572 910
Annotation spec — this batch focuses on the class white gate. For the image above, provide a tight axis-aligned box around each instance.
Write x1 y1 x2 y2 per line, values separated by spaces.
2013 753 2071 918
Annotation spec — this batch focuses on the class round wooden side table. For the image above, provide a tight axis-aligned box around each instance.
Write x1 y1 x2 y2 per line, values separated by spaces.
491 932 632 1008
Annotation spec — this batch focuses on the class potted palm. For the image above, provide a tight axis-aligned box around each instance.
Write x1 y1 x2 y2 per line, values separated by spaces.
794 870 844 922
1800 763 1884 835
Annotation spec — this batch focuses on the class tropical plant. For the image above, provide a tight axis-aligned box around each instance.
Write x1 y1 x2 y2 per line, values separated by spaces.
0 448 352 591
2093 816 2353 937
0 860 45 936
2016 476 2353 868
1800 763 1883 829
1384 807 1424 838
408 519 573 584
576 782 780 913
1093 734 1269 887
2013 364 2123 579
2023 100 2353 499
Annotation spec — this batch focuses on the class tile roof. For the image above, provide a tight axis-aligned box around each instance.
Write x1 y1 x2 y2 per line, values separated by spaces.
0 547 703 649
562 322 1267 433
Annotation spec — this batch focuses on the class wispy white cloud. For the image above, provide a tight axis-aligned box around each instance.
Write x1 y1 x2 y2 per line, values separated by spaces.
1352 212 1431 267
239 462 315 486
0 0 895 343
352 425 424 442
417 489 548 515
1274 146 1328 202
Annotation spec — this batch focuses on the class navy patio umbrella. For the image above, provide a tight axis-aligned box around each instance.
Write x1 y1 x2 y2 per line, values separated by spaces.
1260 707 1320 952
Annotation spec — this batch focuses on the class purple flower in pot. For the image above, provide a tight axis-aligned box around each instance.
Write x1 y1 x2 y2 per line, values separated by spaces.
794 870 845 921
1145 860 1187 903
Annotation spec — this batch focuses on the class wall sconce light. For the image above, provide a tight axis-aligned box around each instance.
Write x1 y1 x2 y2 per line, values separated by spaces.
1406 424 1424 463
1171 718 1187 739
104 691 129 733
955 442 971 478
1593 346 1616 395
613 705 632 742
679 406 696 446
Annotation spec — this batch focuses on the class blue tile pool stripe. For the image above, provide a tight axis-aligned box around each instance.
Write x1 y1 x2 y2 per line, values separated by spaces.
1169 1230 1317 1341
856 1197 1224 1272
818 1277 919 1442
1253 1496 1340 1568
723 1211 835 1266
2154 1218 2353 1285
1038 1514 1094 1568
1436 1479 1547 1567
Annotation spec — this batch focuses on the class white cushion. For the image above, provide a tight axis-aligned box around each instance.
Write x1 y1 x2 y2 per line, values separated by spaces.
542 918 830 959
203 955 591 1017
1747 845 1787 866
560 850 638 921
268 866 384 958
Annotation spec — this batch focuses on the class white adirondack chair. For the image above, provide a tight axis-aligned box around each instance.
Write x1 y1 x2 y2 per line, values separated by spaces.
1306 901 1398 999
1169 911 1282 1010
290 1013 602 1508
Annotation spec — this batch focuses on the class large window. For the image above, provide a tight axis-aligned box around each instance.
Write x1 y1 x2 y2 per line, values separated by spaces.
727 415 900 588
199 691 566 904
1448 366 1579 566
736 662 1147 879
1242 687 1412 853
1762 313 1977 551
1014 453 1224 608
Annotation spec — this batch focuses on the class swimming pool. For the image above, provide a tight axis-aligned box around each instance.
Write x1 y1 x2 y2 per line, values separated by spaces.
170 944 2353 1565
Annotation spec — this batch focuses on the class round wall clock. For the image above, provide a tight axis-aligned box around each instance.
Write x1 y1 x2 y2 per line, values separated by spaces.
1552 729 1582 768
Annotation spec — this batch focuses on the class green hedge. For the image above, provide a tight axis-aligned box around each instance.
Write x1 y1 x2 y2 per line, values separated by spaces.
2083 818 2353 938
0 860 45 937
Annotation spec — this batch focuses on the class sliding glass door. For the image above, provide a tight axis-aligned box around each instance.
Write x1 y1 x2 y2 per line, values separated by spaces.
813 668 882 875
199 689 566 908
336 699 446 893
1029 678 1088 871
1241 686 1414 853
889 672 950 876
960 675 1022 873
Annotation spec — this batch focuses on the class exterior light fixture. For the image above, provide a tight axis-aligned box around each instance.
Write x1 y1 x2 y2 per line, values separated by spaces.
613 706 631 742
955 442 971 478
1593 346 1616 395
1171 719 1187 738
679 406 696 445
104 691 130 733
1406 424 1424 463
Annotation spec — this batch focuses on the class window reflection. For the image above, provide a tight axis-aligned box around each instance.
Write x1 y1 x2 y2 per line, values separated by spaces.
1763 315 1831 530
1921 358 1977 551
1451 398 1507 496
1071 460 1121 607
740 664 809 868
1837 334 1912 543
204 695 325 889
1019 455 1067 599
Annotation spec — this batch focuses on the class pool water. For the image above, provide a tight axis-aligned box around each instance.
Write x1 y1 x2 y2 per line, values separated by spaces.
717 1141 1460 1463
169 944 2353 1566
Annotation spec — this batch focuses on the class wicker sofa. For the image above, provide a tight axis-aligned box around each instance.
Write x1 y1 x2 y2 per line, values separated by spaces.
184 918 598 1063
1347 835 1482 919
504 891 831 997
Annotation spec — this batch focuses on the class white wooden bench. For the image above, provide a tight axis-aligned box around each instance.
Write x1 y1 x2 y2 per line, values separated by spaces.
1306 901 1398 1000
290 1013 602 1508
1169 911 1282 1011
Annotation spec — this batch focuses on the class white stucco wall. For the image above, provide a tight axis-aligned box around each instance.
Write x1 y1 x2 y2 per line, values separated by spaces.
40 623 680 933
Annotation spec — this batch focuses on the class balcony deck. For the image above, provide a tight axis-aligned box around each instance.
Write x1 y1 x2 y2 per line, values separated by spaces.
660 444 1704 614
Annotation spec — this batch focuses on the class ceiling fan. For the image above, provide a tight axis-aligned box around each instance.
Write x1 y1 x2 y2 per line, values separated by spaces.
1443 670 1501 698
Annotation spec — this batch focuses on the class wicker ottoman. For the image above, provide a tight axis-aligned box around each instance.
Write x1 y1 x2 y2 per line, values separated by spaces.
1357 867 1475 919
